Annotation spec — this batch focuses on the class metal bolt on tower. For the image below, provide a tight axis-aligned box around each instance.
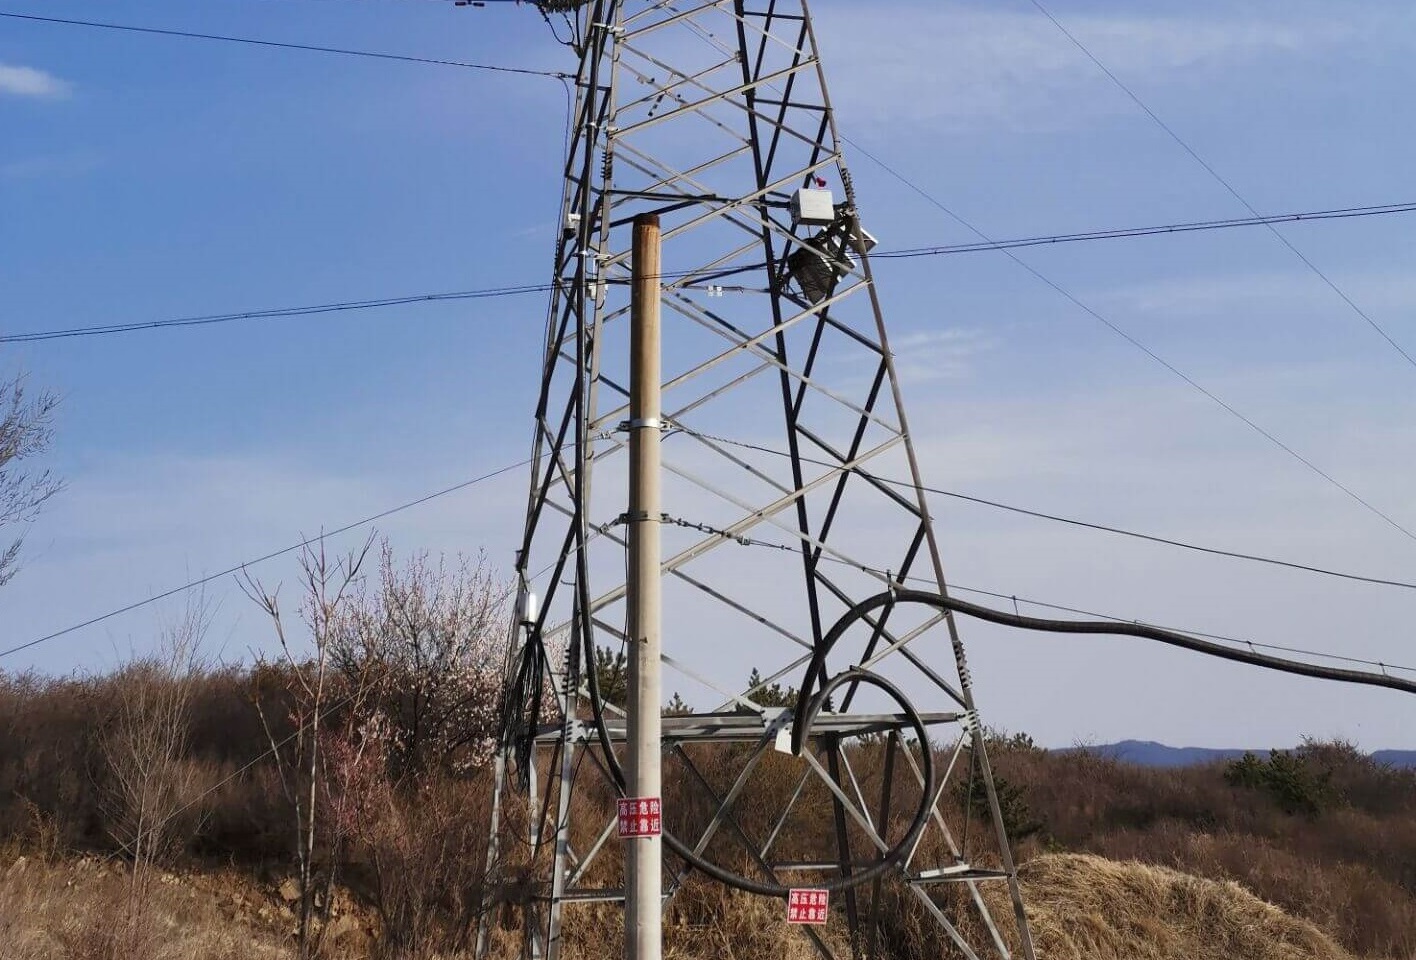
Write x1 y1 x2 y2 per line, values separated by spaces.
480 2 1037 959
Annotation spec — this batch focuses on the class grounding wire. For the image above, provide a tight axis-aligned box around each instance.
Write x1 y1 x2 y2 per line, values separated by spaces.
1027 0 1416 374
673 427 1416 593
100 674 376 867
0 456 534 661
0 11 572 78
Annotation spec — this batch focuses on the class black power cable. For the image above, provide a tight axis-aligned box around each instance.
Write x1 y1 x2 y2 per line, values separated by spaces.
532 621 938 899
515 576 1416 903
794 589 1416 758
0 456 533 660
1026 0 1416 375
0 285 554 344
872 201 1416 260
11 201 1416 343
0 11 570 78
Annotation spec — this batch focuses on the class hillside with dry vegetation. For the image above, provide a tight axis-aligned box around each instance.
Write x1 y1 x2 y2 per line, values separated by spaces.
2 544 1411 959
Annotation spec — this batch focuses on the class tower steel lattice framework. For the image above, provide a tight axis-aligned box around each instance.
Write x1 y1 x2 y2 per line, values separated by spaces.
480 3 1037 958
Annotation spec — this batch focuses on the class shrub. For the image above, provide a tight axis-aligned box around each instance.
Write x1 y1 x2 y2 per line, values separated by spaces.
1225 750 1336 816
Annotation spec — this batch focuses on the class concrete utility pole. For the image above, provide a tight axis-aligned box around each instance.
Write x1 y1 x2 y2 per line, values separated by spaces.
625 212 663 960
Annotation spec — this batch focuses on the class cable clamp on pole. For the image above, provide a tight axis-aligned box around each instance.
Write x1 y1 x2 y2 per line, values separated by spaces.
617 417 671 433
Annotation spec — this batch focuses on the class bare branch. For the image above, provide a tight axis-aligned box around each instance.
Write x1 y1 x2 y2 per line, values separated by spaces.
0 372 63 586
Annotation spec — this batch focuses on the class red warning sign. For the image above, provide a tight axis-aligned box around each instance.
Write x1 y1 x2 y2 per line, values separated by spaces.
616 797 662 838
787 888 830 925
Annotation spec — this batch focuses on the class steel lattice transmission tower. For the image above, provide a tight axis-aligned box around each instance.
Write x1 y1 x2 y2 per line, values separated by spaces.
480 2 1036 959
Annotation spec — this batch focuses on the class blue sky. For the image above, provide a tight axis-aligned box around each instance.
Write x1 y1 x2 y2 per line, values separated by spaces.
3 0 1415 749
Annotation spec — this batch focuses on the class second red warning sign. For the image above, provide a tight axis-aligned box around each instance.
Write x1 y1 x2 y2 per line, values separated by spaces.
787 888 830 925
616 797 662 838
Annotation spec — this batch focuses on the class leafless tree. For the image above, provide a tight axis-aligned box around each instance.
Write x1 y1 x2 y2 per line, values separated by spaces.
0 373 62 587
98 592 212 919
241 534 375 960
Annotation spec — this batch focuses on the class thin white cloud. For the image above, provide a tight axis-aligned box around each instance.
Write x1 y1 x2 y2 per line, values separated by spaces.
0 63 71 99
814 3 1366 130
1100 270 1416 319
890 326 995 384
0 153 99 180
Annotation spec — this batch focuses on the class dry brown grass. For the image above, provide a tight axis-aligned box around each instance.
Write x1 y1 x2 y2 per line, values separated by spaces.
0 852 294 960
546 879 848 960
987 853 1356 960
1 845 1379 960
993 743 1416 958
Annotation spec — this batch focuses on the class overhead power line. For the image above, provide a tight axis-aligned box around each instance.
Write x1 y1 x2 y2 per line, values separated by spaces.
843 139 1416 545
0 457 532 661
12 9 1415 275
937 580 1416 677
677 427 1416 593
1027 0 1416 374
10 6 1415 609
921 486 1416 591
873 589 1416 695
0 11 571 79
0 285 553 344
14 197 1416 343
712 520 1416 679
11 3 1410 378
872 201 1416 260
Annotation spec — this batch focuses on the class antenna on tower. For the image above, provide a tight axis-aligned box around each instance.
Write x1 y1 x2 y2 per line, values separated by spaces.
477 3 1037 959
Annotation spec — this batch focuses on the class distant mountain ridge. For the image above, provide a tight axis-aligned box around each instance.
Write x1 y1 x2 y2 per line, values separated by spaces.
1064 739 1416 769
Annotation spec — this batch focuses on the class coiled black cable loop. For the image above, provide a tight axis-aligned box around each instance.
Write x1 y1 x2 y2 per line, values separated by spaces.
638 667 935 898
516 586 1416 901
